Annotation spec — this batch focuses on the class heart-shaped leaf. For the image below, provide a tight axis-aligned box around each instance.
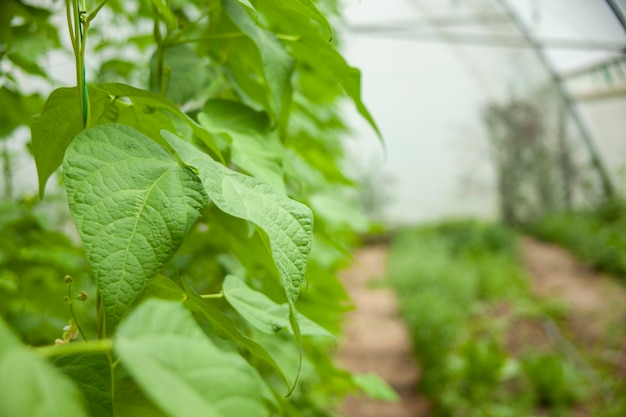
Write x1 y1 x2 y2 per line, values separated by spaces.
161 130 312 306
63 124 207 333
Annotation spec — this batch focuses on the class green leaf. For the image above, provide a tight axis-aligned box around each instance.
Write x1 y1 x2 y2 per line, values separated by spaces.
177 279 292 390
224 0 295 121
162 130 312 305
31 87 82 198
115 299 273 417
162 130 313 387
0 318 21 357
266 0 331 36
63 124 207 333
114 373 169 417
31 83 224 198
94 83 223 161
352 373 399 402
236 0 256 14
200 99 271 133
148 0 177 30
198 100 285 192
294 36 381 140
0 86 43 136
0 319 88 417
53 353 113 417
150 45 211 105
223 275 333 338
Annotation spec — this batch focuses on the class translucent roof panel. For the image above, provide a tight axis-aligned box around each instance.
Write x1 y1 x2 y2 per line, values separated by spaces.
340 0 626 224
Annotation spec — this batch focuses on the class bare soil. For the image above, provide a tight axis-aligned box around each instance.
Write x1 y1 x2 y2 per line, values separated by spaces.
336 238 626 417
520 237 626 374
336 245 430 417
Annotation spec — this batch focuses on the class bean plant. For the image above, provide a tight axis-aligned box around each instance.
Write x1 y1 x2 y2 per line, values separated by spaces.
0 0 383 416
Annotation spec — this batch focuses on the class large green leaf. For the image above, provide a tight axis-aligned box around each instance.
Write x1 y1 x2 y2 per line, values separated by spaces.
0 319 88 417
63 124 207 333
224 0 295 122
223 275 333 338
162 130 312 380
53 353 113 417
31 87 82 198
31 83 223 198
198 100 285 192
115 299 273 417
162 130 312 305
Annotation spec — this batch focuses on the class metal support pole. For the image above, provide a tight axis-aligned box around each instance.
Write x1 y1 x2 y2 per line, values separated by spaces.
605 0 626 34
493 0 616 199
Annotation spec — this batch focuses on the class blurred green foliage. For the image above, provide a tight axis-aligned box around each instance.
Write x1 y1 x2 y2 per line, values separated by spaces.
529 198 626 278
388 221 591 417
0 199 97 345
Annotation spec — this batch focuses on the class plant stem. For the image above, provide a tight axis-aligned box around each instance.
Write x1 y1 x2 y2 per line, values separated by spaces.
153 8 168 96
36 339 113 358
72 1 83 125
200 292 224 299
96 290 106 339
66 0 89 128
66 279 88 342
2 144 12 199
79 11 90 127
64 0 77 53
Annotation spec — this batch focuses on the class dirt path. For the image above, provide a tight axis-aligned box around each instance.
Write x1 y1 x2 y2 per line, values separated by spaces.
520 237 626 371
336 245 430 417
336 238 626 417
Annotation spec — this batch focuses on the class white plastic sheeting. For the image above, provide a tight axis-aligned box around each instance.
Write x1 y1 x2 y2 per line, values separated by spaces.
341 0 626 224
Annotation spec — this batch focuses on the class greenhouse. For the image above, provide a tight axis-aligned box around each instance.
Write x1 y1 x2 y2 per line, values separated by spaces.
1 0 625 416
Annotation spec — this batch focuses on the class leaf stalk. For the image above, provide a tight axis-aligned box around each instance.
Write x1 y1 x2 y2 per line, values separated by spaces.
200 292 224 300
65 276 88 342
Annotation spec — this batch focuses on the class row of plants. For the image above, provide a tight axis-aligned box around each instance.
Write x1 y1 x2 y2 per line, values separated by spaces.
528 198 626 278
386 221 610 417
0 0 387 416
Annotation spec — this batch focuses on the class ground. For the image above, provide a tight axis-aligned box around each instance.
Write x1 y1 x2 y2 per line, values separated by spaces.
336 244 430 417
336 237 626 417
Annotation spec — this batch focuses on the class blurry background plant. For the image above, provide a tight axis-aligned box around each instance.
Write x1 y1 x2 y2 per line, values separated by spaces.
383 221 626 417
529 197 626 279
